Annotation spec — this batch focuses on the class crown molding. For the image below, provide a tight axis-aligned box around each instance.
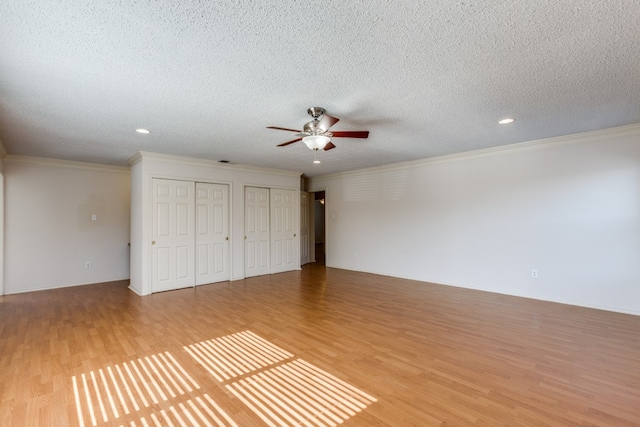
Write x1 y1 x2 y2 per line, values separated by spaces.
310 123 640 183
129 151 302 178
4 155 130 173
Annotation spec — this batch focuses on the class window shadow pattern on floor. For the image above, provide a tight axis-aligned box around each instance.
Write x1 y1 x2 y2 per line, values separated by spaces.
185 331 377 426
71 331 376 426
71 351 237 427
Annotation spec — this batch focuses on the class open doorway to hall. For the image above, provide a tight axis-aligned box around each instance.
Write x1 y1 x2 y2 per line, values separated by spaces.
313 191 326 266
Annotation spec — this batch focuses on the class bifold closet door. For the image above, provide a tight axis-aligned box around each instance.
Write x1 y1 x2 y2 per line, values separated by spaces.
195 182 230 285
245 187 271 278
271 188 297 274
152 179 195 292
245 187 298 278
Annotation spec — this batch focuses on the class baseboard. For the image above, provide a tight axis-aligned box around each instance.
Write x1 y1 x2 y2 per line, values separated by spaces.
4 278 130 295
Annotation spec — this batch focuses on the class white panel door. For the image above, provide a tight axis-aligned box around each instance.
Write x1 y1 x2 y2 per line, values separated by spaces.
152 179 195 292
271 188 298 274
300 191 309 265
245 187 270 278
195 183 230 285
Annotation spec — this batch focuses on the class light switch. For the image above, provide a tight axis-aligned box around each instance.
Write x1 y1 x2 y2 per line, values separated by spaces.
91 214 97 221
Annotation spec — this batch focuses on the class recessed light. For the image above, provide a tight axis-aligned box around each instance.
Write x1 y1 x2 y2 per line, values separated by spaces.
313 160 321 164
498 118 515 125
135 128 150 134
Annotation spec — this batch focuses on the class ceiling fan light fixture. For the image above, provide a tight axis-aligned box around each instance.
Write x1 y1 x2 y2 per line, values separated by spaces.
302 134 330 150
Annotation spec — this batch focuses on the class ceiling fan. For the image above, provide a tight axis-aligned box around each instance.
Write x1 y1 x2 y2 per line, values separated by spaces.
267 107 369 151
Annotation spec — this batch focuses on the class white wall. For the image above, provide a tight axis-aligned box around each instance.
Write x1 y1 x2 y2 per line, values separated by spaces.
4 156 131 294
129 152 301 295
0 155 4 296
308 125 640 315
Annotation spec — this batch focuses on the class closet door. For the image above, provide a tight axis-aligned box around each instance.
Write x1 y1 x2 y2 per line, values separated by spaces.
152 179 195 292
195 183 230 285
245 187 270 278
271 188 298 274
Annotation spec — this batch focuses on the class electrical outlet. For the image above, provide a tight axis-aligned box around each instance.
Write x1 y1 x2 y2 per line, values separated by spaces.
531 269 538 278
85 261 91 269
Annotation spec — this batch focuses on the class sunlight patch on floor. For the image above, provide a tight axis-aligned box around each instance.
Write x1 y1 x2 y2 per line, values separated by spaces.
119 394 238 427
72 332 375 426
184 330 294 381
71 351 236 427
226 359 377 426
186 331 377 426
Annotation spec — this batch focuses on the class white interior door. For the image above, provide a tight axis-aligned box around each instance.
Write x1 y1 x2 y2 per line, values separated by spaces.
271 188 298 274
195 183 230 285
300 191 309 265
152 179 195 292
245 187 270 278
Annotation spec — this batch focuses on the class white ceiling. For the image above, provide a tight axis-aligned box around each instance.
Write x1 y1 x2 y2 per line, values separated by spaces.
1 1 639 177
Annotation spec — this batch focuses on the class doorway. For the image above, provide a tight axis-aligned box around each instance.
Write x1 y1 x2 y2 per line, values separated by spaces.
313 191 326 266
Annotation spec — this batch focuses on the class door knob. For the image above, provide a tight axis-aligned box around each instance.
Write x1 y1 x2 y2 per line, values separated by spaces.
294 234 296 237
226 237 229 240
151 241 156 245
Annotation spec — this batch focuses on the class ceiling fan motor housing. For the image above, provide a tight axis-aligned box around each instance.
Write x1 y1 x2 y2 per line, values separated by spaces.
303 120 321 134
304 107 327 134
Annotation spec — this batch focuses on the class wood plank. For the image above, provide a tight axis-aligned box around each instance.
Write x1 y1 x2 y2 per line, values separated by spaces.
0 265 639 426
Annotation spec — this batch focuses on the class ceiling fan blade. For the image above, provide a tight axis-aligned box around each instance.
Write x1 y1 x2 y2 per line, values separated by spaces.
318 114 340 131
267 126 301 133
323 141 336 151
277 138 302 147
331 130 369 138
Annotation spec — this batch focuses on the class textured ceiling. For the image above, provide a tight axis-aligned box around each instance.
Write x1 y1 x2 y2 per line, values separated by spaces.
1 1 639 177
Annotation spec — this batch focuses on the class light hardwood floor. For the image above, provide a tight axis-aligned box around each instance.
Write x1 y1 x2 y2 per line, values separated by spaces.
1 264 639 426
